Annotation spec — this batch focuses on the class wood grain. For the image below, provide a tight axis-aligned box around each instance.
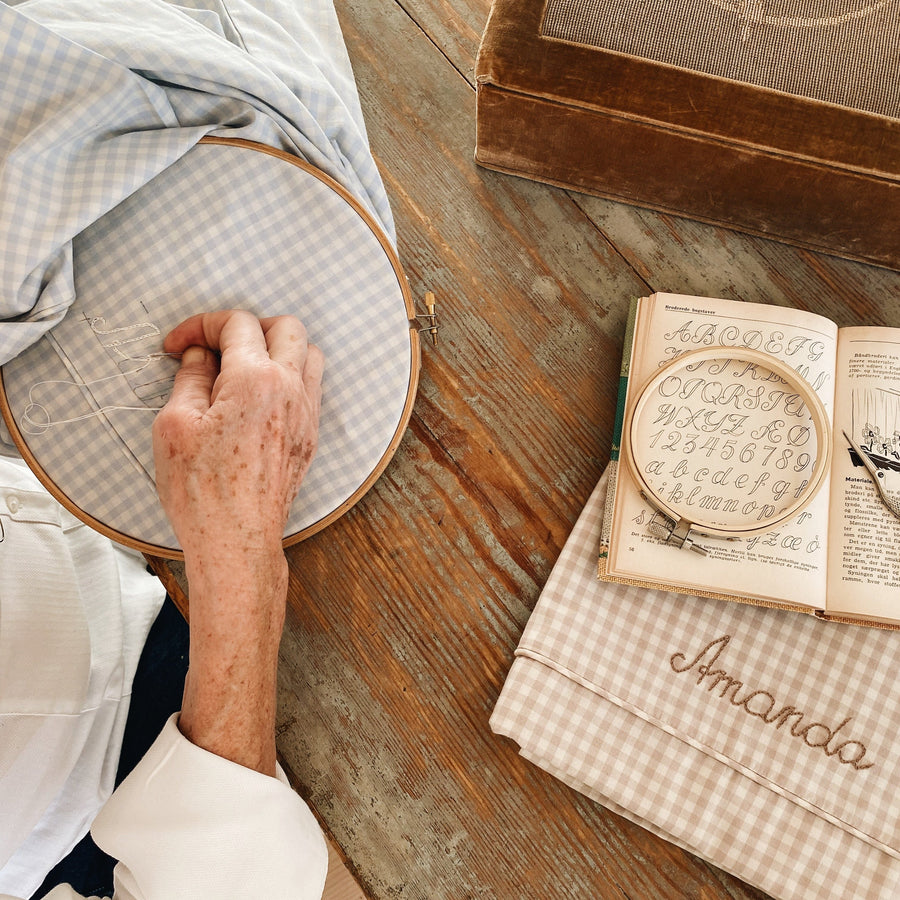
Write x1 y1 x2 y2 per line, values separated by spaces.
152 0 900 897
275 0 782 898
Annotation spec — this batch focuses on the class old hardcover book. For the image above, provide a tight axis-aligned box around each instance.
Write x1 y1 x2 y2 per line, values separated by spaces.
475 0 900 270
600 293 900 628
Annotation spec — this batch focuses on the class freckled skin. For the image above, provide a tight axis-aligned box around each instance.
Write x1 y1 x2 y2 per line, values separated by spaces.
151 310 324 776
154 321 321 557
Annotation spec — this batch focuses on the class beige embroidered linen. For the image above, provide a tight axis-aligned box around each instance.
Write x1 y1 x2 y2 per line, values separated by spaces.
669 634 874 770
491 468 900 900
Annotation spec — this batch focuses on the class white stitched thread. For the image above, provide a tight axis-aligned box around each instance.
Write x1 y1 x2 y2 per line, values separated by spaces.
20 354 177 435
86 316 162 361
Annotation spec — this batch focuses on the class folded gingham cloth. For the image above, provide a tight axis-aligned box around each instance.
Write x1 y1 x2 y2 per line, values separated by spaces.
491 468 900 900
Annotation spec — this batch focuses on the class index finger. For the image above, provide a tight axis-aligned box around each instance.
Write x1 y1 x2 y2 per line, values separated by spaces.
163 310 269 366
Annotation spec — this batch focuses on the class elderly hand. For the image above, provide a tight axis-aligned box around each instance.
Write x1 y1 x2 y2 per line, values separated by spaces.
151 310 324 775
152 309 324 567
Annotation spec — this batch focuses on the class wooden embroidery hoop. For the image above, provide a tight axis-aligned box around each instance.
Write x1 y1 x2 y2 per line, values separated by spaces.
622 346 832 546
0 136 420 559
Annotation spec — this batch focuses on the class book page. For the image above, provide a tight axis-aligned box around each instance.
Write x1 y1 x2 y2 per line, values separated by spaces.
826 328 900 620
606 294 838 608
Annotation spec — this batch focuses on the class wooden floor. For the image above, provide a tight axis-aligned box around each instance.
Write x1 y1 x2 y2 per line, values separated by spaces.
322 839 367 900
307 1 900 892
163 2 900 898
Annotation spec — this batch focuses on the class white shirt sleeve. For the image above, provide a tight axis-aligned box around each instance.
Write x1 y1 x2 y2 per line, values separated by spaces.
39 715 328 900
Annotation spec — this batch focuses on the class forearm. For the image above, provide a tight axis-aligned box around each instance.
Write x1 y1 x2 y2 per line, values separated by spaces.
178 550 289 776
152 311 323 778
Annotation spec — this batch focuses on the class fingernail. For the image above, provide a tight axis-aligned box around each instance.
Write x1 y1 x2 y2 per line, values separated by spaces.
181 345 207 365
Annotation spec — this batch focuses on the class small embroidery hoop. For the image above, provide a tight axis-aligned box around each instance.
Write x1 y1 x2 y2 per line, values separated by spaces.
622 346 832 549
0 137 420 559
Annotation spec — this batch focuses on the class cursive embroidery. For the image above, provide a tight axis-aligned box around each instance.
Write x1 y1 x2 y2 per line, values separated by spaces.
670 634 874 770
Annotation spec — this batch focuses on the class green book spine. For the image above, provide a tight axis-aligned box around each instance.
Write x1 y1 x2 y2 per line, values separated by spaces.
609 297 639 462
600 297 641 558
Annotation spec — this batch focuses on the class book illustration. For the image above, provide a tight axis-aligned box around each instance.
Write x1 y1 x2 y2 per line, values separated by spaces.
842 388 900 521
843 428 900 522
848 387 900 472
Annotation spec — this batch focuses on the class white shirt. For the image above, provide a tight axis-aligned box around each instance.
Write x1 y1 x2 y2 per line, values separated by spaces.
0 456 328 900
0 455 165 895
42 716 328 900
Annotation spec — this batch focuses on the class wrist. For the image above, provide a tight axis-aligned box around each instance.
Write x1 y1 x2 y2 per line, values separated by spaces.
183 542 288 606
184 549 288 674
178 549 289 776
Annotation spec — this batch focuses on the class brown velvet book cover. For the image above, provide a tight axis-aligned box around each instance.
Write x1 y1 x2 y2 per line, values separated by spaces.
475 0 900 270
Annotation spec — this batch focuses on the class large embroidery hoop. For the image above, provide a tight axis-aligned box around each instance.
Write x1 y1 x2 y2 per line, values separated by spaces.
0 137 419 559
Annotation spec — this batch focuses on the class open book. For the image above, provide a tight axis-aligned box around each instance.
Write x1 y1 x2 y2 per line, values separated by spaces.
599 293 900 628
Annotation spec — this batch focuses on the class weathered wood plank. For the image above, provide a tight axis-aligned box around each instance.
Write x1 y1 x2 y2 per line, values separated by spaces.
570 196 900 326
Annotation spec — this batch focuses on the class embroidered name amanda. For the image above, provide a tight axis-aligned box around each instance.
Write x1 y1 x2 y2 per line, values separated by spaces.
670 635 874 770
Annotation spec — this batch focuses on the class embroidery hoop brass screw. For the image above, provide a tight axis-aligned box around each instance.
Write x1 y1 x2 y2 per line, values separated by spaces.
413 291 439 347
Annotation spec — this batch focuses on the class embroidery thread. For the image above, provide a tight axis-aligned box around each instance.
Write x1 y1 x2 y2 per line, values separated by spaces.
20 356 176 435
87 316 161 362
670 634 874 770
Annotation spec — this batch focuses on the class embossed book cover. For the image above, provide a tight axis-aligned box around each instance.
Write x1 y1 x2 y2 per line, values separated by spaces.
600 293 900 628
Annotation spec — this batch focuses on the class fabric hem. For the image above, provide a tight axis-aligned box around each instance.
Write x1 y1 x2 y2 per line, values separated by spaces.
511 648 900 861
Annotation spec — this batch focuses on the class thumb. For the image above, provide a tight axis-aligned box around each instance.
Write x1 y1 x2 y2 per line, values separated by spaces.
166 345 218 414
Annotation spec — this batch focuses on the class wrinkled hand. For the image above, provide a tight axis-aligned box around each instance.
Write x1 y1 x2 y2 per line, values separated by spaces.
152 310 324 567
152 310 324 775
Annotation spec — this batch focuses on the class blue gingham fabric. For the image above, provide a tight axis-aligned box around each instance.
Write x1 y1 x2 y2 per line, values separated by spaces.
0 0 394 366
0 0 414 553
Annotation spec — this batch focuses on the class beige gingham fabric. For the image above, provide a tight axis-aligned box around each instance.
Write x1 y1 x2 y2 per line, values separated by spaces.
491 468 900 900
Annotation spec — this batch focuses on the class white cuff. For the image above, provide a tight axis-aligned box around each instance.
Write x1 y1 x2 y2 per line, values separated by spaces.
91 714 327 900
